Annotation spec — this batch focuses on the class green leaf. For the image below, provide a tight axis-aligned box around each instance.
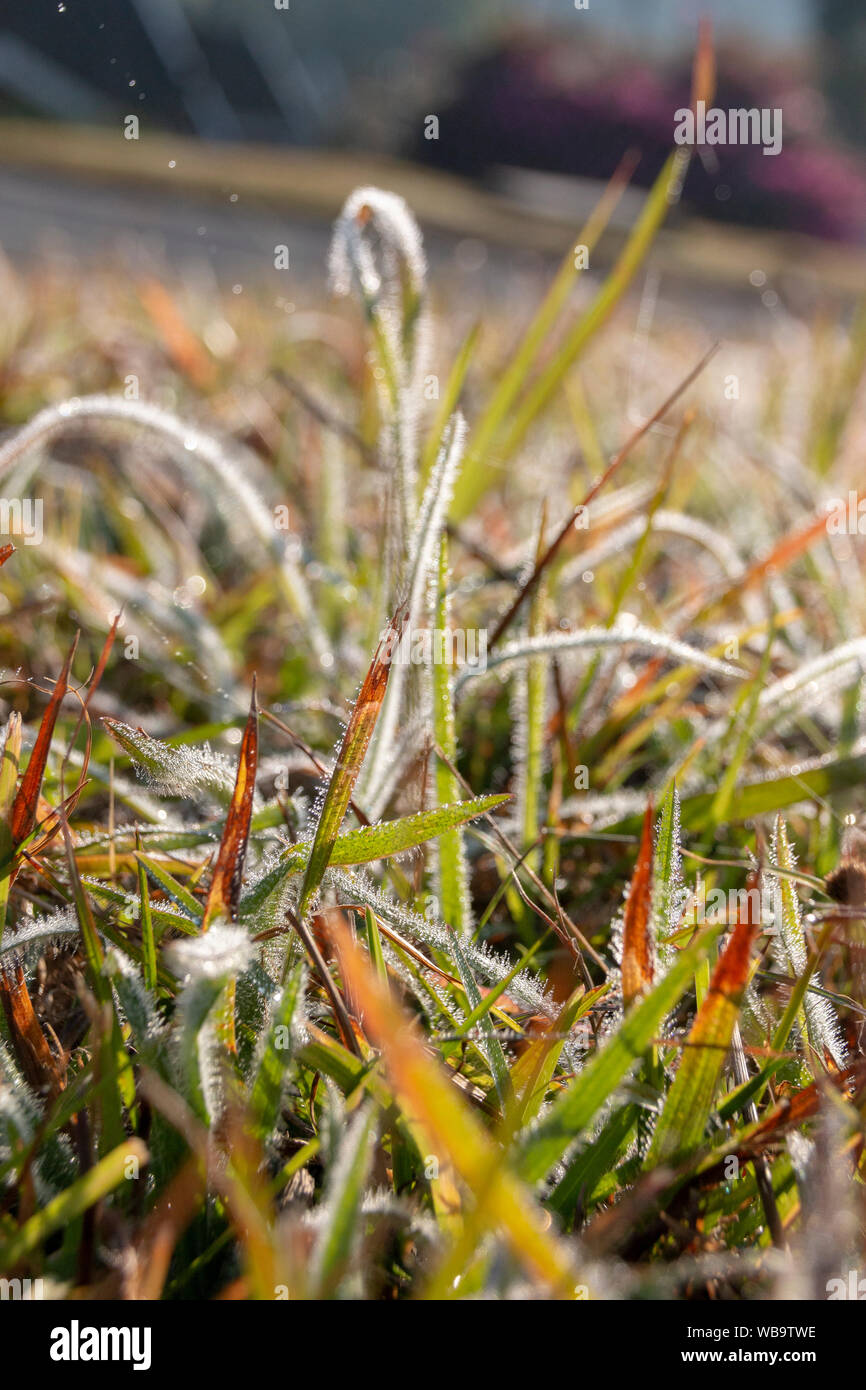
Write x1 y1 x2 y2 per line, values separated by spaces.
507 986 602 1129
431 534 472 932
250 962 306 1142
0 1138 147 1269
519 922 723 1183
135 853 203 923
137 842 157 994
645 911 758 1169
309 1103 377 1297
547 1103 639 1220
609 752 866 836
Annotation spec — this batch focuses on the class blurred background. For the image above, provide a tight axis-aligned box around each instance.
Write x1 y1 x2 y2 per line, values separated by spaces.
0 0 865 297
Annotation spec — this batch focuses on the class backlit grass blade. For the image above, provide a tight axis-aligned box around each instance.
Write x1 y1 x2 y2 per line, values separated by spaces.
507 986 600 1129
645 890 760 1169
201 682 258 930
452 152 637 518
0 1137 148 1270
311 792 508 869
420 321 479 485
241 794 507 927
709 620 774 824
463 151 689 520
432 534 470 931
362 906 388 989
296 603 407 920
771 817 845 1070
547 1103 639 1221
607 750 866 836
518 921 723 1184
136 832 157 994
325 910 582 1296
0 711 22 944
10 634 78 845
621 800 655 1008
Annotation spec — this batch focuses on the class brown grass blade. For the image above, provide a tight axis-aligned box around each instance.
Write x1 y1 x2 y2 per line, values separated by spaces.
646 877 761 1166
737 1061 866 1157
621 800 655 1008
690 509 834 626
10 633 79 846
139 278 215 390
296 603 408 919
0 962 66 1101
202 680 259 930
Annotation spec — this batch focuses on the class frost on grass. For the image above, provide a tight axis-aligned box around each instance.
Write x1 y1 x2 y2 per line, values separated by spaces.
166 923 254 983
757 637 866 730
0 392 328 660
329 185 432 616
0 908 80 971
768 820 846 1070
329 866 555 1020
455 621 743 691
103 719 240 800
360 413 467 815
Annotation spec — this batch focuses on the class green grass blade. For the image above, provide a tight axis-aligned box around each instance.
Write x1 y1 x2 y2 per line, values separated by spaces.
519 921 723 1183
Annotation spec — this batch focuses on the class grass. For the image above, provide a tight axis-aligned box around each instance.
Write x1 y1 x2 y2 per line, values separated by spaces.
0 150 864 1302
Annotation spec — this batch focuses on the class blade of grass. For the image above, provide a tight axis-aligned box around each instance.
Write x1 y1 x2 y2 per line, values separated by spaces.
644 885 760 1168
518 921 723 1184
296 603 407 921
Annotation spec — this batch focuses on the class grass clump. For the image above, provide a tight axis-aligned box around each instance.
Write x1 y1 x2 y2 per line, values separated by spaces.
0 157 864 1302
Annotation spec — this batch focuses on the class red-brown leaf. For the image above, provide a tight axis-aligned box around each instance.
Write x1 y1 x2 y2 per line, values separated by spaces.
621 800 655 1008
11 635 78 847
202 681 258 929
